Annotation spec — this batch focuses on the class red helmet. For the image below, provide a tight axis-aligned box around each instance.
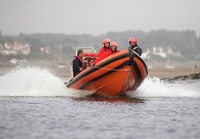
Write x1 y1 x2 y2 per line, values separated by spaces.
102 38 111 44
129 37 138 45
110 41 118 47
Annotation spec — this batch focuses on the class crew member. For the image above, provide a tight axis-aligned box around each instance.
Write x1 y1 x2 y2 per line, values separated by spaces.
128 37 142 56
72 49 85 77
98 38 111 57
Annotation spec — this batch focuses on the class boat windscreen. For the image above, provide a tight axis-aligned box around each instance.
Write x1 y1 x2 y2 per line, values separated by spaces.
76 47 96 54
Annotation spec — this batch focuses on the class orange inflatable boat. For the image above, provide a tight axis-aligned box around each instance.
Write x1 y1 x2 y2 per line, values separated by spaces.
66 48 148 97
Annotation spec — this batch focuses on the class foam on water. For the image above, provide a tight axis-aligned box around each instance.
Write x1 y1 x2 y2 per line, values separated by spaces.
127 77 200 97
0 67 93 97
0 67 200 97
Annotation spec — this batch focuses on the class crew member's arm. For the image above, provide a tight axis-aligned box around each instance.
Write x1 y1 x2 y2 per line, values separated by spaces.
135 46 142 56
98 47 105 57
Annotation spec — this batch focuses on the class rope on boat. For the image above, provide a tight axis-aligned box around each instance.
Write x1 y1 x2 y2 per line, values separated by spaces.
94 66 130 72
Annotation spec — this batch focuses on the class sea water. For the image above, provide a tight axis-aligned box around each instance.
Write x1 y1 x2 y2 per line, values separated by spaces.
0 67 200 139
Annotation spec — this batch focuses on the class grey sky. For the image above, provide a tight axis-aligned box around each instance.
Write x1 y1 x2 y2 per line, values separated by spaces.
0 0 200 35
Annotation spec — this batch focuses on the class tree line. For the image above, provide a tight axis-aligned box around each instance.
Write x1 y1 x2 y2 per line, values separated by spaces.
0 29 199 61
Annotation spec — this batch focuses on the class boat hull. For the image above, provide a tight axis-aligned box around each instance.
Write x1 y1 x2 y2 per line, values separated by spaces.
66 49 148 97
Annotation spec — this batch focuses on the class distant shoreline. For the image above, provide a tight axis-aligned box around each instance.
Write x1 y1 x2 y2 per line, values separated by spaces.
1 63 200 80
148 67 200 79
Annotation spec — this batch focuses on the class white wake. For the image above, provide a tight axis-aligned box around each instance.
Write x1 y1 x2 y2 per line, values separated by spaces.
127 77 200 97
1 67 199 98
0 67 93 97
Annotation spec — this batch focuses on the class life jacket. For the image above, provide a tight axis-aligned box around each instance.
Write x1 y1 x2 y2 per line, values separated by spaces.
129 45 142 56
103 46 110 52
111 50 120 54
